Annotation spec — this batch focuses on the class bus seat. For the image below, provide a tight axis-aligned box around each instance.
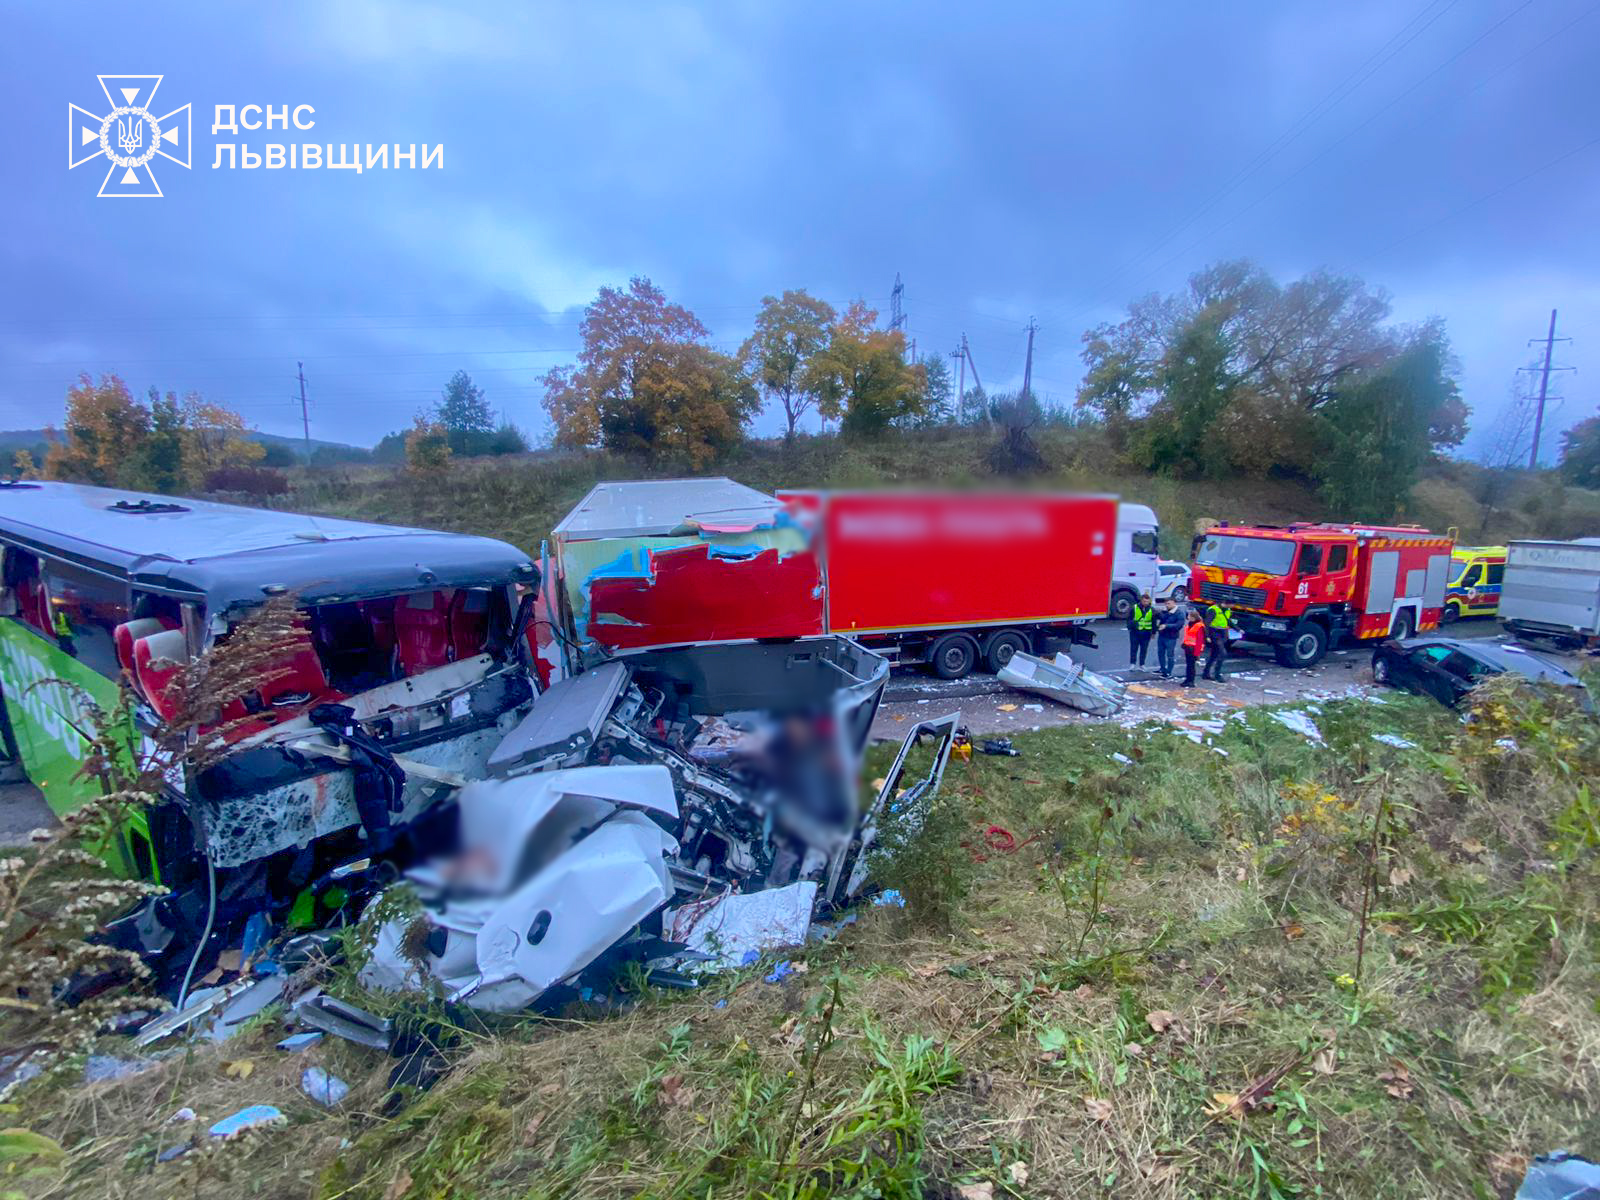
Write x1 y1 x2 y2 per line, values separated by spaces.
448 589 490 660
133 630 188 721
115 617 178 675
394 590 453 673
363 597 397 654
258 630 329 708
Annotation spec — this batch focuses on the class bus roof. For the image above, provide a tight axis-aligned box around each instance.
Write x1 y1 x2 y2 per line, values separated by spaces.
0 481 535 610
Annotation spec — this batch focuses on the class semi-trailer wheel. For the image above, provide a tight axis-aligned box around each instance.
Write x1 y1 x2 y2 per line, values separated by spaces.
928 633 979 680
1109 589 1135 621
1272 621 1328 668
983 630 1029 674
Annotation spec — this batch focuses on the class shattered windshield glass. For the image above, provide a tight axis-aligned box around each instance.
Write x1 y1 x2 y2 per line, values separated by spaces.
1195 534 1296 576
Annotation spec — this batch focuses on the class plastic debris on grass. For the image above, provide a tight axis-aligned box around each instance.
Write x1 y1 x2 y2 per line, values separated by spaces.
663 881 817 974
208 1105 285 1138
872 889 906 908
1513 1151 1600 1198
301 1067 350 1107
1371 733 1418 750
277 1031 324 1052
1269 709 1323 742
84 1055 159 1084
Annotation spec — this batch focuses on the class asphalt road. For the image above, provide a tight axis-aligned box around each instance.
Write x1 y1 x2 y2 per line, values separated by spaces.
880 613 1515 704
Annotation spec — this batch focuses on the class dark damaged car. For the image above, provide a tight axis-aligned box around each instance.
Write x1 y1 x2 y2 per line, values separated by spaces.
1370 635 1593 711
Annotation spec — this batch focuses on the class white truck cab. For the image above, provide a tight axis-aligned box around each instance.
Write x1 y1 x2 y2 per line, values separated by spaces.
1110 503 1161 620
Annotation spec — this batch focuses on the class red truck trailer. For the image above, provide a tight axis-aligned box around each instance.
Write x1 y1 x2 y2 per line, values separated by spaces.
1189 521 1455 667
548 480 1117 679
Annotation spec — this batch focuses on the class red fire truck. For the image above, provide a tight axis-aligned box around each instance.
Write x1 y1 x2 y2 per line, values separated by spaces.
1189 522 1455 667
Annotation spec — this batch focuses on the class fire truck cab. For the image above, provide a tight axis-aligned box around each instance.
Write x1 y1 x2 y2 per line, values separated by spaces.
1190 522 1454 667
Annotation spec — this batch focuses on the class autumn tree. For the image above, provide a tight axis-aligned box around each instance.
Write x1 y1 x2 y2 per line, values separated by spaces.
741 290 835 440
45 374 266 494
911 354 954 428
1559 415 1600 489
806 302 927 436
179 395 266 489
542 277 758 468
404 414 452 477
46 373 150 485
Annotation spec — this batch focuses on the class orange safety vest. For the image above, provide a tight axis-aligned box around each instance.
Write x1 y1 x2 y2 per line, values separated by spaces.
1182 621 1206 655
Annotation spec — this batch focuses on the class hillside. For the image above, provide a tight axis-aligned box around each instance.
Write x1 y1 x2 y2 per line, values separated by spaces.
277 427 1600 556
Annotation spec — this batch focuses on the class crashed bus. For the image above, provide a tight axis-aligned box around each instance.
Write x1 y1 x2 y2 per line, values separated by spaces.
0 481 954 1029
0 480 539 989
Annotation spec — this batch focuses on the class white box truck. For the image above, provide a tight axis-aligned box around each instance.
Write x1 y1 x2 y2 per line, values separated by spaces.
1499 537 1600 649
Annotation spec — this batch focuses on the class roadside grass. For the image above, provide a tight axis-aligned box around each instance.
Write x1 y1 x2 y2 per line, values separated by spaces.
12 679 1600 1198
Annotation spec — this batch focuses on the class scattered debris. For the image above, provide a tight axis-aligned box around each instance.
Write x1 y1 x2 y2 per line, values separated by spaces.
978 738 1018 757
301 1066 350 1107
871 890 906 908
998 651 1127 717
293 993 394 1050
763 961 797 984
664 882 816 973
277 1032 324 1052
1512 1151 1600 1198
208 1105 285 1138
1269 709 1323 742
83 1054 158 1084
1371 733 1418 749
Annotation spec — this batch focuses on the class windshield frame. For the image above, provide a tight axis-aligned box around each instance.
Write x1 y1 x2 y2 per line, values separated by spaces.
1195 534 1297 577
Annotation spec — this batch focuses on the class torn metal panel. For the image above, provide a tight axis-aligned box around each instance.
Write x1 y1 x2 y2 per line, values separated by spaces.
998 651 1127 716
845 711 960 900
664 881 816 973
553 478 789 540
486 660 630 775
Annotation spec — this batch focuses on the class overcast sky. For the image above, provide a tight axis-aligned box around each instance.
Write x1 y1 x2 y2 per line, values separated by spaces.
3 1 1596 462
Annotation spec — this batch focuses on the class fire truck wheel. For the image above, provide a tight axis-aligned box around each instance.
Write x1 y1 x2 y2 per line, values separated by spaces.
1109 589 1135 621
1274 621 1327 668
929 633 979 680
983 631 1029 674
1390 609 1415 641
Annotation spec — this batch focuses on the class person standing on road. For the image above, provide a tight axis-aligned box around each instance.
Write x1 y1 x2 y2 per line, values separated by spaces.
1127 592 1155 669
1181 609 1206 688
1203 599 1230 682
1156 597 1183 678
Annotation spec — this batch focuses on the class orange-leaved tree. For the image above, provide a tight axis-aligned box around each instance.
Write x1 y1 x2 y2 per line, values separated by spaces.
542 277 757 468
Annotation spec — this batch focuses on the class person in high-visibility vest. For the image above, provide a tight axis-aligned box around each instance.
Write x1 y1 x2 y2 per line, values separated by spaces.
1126 592 1155 669
50 601 78 658
1203 599 1230 682
1181 609 1207 688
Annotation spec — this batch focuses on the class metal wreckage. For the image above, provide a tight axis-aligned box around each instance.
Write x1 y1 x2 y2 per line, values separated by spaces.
9 480 957 1044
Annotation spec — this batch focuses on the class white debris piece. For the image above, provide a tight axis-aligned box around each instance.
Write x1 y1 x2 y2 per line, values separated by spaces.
663 881 818 973
1269 709 1323 742
1371 733 1418 750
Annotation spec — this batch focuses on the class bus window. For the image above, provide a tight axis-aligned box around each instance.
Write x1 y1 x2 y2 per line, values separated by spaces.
41 559 129 678
2 548 51 635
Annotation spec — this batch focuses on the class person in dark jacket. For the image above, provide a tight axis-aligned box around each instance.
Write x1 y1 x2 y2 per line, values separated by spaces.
1155 597 1183 678
1203 599 1231 682
1181 609 1207 688
1127 592 1155 668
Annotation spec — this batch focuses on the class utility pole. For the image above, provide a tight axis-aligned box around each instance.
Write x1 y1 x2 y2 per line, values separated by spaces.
1519 309 1573 469
297 362 311 461
951 344 966 424
1020 317 1037 402
961 334 991 426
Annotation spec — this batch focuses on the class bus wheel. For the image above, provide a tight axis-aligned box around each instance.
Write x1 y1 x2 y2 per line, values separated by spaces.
983 631 1029 675
929 633 979 680
1273 622 1327 668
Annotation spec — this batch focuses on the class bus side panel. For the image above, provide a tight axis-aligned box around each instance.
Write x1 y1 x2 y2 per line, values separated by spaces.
822 492 1118 635
0 619 120 816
